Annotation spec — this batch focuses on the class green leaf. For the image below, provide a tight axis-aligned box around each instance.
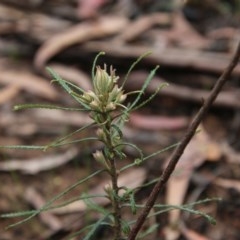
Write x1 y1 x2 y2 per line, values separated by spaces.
129 192 137 215
14 103 85 112
137 224 158 239
120 142 179 172
0 145 46 150
83 215 110 240
122 51 152 88
46 67 89 109
83 193 110 216
44 122 95 149
131 82 168 111
92 52 105 80
121 219 131 235
128 65 159 111
1 169 104 228
115 142 143 167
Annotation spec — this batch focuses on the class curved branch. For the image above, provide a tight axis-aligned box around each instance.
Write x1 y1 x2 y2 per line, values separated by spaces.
128 39 240 240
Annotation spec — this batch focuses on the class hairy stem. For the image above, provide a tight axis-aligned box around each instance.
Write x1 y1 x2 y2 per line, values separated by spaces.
103 113 122 240
109 157 122 240
128 40 240 240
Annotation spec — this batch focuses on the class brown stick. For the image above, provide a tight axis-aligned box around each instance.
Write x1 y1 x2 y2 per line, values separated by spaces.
127 39 240 240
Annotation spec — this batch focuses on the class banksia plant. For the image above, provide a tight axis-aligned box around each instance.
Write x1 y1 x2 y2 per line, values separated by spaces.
0 52 164 240
81 64 128 239
0 52 218 240
81 65 126 112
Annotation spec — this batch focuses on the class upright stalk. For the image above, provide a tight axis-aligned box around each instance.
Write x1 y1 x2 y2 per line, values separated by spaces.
80 64 127 239
102 113 122 239
109 156 122 240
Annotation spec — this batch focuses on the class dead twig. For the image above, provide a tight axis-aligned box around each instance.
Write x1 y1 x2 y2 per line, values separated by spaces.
127 39 240 240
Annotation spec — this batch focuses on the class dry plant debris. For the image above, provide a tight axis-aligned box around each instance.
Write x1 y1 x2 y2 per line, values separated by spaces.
1 0 240 239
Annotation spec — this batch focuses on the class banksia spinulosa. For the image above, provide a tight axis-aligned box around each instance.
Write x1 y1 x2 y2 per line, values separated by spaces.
80 65 126 115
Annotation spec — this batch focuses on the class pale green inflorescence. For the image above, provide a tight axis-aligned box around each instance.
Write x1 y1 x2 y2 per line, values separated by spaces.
80 65 127 167
80 65 126 113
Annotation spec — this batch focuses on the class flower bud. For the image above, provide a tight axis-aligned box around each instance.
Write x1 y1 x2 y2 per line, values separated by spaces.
118 93 127 103
93 150 105 162
81 90 95 104
106 102 116 111
96 128 106 140
89 99 100 111
93 66 113 94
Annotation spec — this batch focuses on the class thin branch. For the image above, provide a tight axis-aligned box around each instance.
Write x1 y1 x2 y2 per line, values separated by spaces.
127 39 240 240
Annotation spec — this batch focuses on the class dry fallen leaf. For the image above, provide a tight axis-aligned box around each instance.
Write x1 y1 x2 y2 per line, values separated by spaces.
30 109 92 127
0 110 92 134
77 0 109 19
214 178 240 192
129 113 188 130
221 142 240 164
34 16 128 69
0 85 19 104
48 63 92 91
0 148 78 174
0 60 59 100
165 126 221 240
25 187 62 231
114 12 171 43
127 71 240 109
166 12 210 49
50 167 146 214
180 224 210 240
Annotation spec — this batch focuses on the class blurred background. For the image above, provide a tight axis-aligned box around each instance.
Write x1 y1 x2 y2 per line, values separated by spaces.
0 0 240 239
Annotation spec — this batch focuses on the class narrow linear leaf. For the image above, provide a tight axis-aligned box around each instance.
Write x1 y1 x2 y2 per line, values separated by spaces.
45 122 95 149
14 103 85 112
128 65 159 111
0 145 45 150
2 169 104 228
116 142 143 167
83 215 110 240
122 51 152 88
121 219 131 235
53 137 98 147
130 192 137 215
83 194 110 215
92 52 105 80
137 224 158 239
47 67 89 108
121 142 179 171
131 82 168 111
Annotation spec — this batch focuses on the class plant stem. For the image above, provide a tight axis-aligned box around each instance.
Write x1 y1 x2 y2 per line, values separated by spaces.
127 39 240 240
109 157 122 240
103 113 122 240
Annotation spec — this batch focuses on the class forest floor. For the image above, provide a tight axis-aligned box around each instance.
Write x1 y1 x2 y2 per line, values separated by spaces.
1 1 240 239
